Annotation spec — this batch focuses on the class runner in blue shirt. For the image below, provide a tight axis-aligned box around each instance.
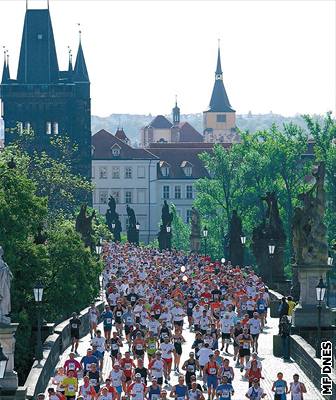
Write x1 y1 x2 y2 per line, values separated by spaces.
101 304 113 347
170 375 189 400
271 372 288 400
216 376 234 400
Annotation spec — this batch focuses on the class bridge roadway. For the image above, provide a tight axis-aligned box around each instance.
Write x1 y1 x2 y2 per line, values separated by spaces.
46 310 324 399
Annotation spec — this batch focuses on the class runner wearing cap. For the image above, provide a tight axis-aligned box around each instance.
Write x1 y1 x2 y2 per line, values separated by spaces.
109 364 125 400
147 377 161 400
127 373 147 400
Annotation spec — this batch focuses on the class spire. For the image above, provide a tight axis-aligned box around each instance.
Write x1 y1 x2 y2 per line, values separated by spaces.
216 39 223 78
73 26 89 82
68 47 73 73
17 8 59 83
208 42 234 113
1 49 9 84
172 94 180 125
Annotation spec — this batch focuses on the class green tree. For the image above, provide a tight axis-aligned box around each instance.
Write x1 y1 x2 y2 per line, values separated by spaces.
170 204 190 252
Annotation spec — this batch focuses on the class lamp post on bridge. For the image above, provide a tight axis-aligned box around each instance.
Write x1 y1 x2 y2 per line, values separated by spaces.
33 282 44 366
268 239 275 284
315 277 327 358
203 226 208 256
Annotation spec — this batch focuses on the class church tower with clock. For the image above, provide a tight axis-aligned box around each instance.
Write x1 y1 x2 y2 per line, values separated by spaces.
0 4 92 193
203 43 239 143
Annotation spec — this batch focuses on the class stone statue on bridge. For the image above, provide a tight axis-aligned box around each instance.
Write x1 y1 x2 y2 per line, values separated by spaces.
292 162 328 266
0 246 13 325
75 204 96 248
106 196 122 242
158 201 173 251
190 206 201 253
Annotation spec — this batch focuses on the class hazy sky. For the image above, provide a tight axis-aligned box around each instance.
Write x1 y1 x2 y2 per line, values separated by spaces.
0 0 335 117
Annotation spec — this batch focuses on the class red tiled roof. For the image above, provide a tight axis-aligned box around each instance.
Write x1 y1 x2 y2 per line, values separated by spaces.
92 129 158 160
177 122 203 142
147 115 173 129
148 147 213 179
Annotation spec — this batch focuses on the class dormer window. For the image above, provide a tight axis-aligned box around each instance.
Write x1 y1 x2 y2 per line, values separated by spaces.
160 161 170 177
111 144 121 157
181 161 193 177
161 166 170 177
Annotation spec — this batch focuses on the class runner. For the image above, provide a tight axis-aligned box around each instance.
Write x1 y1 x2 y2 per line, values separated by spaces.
69 312 81 354
289 374 307 400
216 375 234 400
271 372 288 400
88 303 100 339
245 378 266 399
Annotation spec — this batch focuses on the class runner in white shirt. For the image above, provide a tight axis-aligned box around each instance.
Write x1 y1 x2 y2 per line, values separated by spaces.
289 374 307 400
248 313 262 353
220 314 234 353
160 337 175 383
245 378 266 399
128 374 147 400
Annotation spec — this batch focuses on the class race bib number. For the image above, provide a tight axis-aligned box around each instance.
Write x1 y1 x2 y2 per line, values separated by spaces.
68 384 75 392
151 395 159 400
276 387 285 394
116 312 122 317
209 367 216 375
187 365 195 372
68 362 75 370
136 344 143 350
89 378 97 386
259 304 265 310
112 344 119 350
106 318 112 324
86 363 91 371
221 391 229 398
243 343 249 349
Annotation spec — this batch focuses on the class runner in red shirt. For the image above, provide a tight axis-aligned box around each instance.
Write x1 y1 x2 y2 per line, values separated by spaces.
120 351 136 391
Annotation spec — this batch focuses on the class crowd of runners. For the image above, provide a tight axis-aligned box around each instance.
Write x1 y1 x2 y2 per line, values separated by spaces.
47 242 308 400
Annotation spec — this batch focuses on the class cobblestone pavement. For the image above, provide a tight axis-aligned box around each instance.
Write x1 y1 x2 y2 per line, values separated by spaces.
47 309 324 399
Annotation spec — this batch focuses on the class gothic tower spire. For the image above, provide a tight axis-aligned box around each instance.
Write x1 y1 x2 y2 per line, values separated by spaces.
172 95 180 125
208 41 233 112
73 29 89 82
1 50 9 84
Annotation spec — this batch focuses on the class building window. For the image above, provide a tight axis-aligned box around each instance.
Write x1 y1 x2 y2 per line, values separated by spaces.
112 167 120 179
161 166 170 177
187 209 193 224
163 186 170 199
99 166 107 179
46 122 51 135
125 167 132 179
176 209 182 217
125 191 132 204
186 185 193 199
175 186 181 199
184 166 192 177
217 114 226 123
99 191 108 204
112 191 120 204
53 122 58 135
111 146 120 156
92 167 95 179
137 189 146 204
137 166 145 179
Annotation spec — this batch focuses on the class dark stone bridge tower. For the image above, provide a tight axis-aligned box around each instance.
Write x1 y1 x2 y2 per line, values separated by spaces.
0 5 91 190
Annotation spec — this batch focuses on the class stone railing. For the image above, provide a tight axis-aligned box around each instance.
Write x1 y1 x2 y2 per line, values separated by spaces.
290 334 336 399
24 300 104 399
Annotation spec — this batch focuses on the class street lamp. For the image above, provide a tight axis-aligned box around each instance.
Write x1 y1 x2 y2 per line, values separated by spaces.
166 225 171 233
240 234 246 245
268 239 275 284
111 222 116 229
182 275 188 282
181 266 186 273
203 226 208 256
328 255 333 266
268 240 275 256
0 345 8 379
221 258 225 264
136 221 140 230
316 277 327 358
95 243 102 255
33 282 44 365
